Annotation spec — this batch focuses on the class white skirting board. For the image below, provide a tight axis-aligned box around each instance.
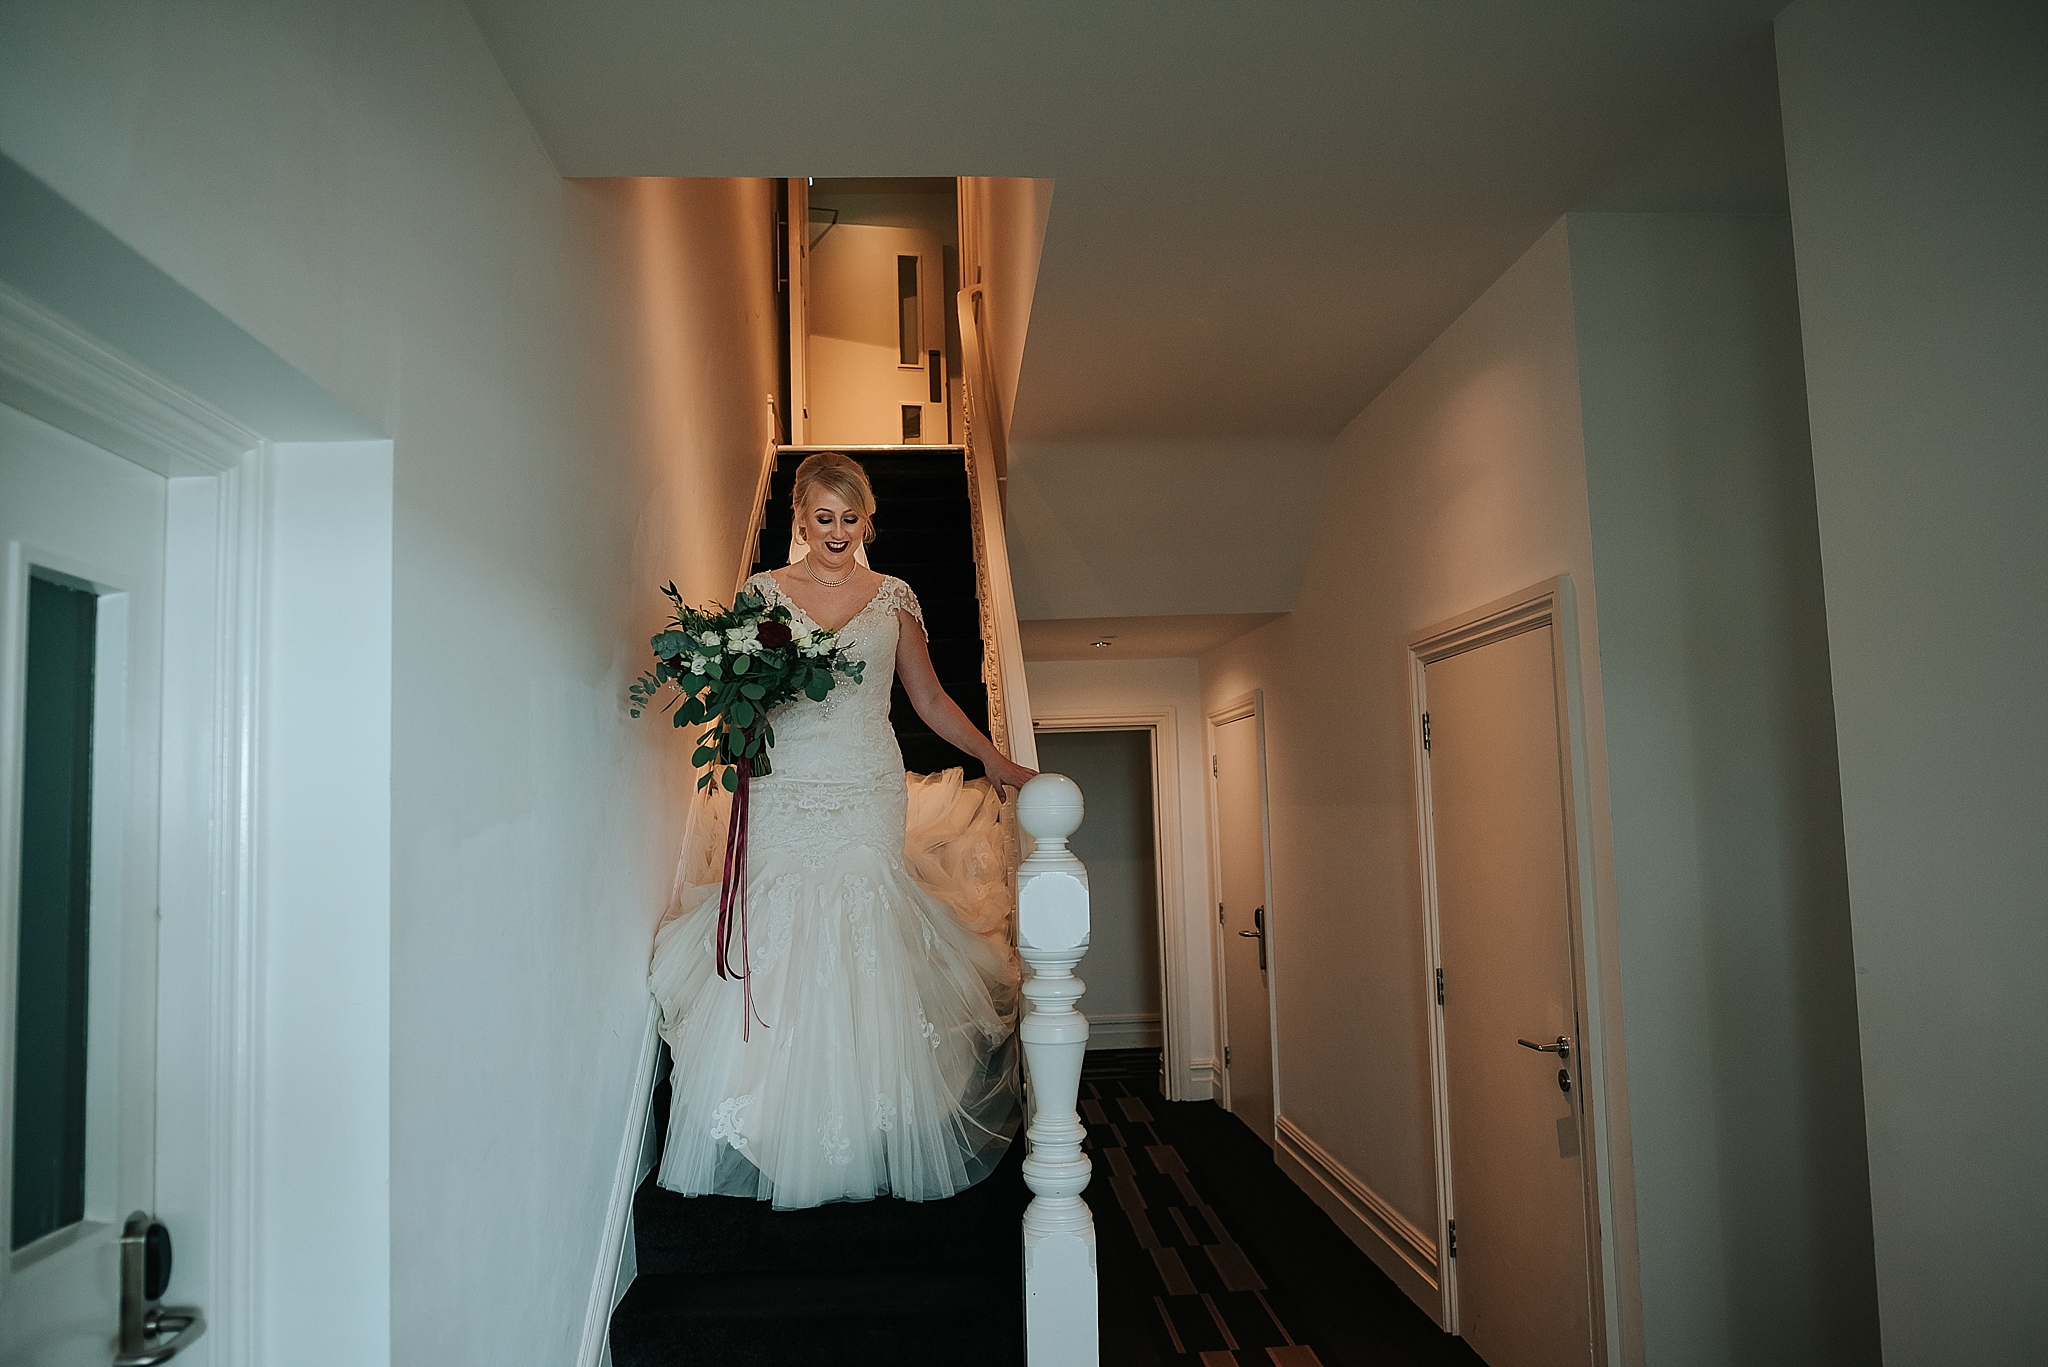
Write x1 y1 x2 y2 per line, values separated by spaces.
578 999 667 1367
1082 1012 1163 1051
1272 1114 1444 1328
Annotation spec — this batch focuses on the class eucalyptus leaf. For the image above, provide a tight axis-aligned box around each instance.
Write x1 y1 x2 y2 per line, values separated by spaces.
632 580 869 783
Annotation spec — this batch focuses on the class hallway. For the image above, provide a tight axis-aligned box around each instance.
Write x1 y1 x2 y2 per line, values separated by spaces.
1083 1052 1486 1367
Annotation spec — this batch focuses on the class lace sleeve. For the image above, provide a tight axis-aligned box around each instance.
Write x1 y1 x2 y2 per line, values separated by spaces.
877 577 924 629
744 571 781 604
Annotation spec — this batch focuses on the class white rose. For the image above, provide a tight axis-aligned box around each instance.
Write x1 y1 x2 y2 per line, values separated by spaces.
697 631 719 648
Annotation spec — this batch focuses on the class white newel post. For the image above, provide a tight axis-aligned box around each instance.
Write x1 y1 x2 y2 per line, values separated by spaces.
1015 774 1098 1366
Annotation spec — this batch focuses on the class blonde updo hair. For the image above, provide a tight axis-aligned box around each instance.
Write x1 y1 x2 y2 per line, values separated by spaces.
791 451 878 544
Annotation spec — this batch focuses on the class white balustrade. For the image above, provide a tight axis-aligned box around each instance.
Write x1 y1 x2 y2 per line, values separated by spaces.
1014 773 1097 1366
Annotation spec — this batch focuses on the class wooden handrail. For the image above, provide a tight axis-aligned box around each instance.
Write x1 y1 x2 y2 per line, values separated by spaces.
956 285 1037 768
734 395 782 595
957 284 1010 497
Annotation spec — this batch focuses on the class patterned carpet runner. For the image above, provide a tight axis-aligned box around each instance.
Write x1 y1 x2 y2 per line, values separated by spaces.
1082 1049 1488 1367
1082 1050 1327 1366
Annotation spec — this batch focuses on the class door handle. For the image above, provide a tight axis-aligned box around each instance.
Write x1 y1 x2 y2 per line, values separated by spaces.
117 1212 208 1365
1237 906 1266 969
1517 1035 1571 1062
116 1309 207 1367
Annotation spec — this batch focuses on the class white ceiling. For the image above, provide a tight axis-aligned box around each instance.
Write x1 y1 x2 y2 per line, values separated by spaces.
464 1 1792 619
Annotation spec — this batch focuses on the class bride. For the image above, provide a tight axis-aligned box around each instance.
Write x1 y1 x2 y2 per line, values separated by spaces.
649 451 1038 1210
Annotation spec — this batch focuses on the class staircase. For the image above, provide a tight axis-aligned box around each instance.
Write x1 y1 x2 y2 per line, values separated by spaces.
608 1052 1027 1366
754 445 991 780
607 444 1025 1367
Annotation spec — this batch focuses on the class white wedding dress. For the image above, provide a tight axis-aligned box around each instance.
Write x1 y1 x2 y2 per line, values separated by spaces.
648 572 1022 1209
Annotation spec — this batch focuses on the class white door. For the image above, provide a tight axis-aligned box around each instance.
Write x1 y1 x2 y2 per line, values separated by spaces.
807 223 948 445
0 402 184 1364
1213 713 1272 1144
1425 624 1594 1367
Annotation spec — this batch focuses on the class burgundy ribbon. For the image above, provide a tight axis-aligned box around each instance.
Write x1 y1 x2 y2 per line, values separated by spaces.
715 750 768 1040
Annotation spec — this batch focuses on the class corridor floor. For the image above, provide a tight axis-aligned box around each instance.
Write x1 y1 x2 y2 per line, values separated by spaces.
1084 1050 1487 1367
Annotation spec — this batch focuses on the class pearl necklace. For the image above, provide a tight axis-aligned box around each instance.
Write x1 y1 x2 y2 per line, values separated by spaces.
806 562 856 588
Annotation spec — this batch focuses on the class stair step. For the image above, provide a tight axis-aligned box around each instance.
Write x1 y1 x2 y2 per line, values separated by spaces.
610 1269 1022 1367
620 1266 1014 1320
769 468 963 498
900 739 987 778
920 640 985 675
894 691 989 726
631 1152 1023 1277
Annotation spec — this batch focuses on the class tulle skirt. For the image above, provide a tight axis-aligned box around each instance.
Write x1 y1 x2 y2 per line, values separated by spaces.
649 768 1021 1208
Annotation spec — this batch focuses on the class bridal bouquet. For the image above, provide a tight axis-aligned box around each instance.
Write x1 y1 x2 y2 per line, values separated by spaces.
629 581 866 790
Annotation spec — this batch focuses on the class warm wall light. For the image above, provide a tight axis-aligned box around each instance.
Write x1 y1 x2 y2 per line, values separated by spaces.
1091 640 1113 648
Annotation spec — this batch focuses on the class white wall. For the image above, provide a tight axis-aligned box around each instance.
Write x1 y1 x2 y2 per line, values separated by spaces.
957 176 1053 435
1774 4 2048 1361
260 441 394 1367
1027 657 1216 1096
1199 221 1620 1319
1199 214 1873 1362
1570 213 1878 1365
1033 729 1162 1048
0 6 781 1362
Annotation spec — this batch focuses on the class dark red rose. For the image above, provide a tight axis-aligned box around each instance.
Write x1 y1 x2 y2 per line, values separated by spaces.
755 620 793 648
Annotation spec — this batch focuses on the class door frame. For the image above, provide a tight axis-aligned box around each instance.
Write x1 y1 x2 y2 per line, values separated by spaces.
0 284 269 1362
1408 576 1627 1359
1031 710 1195 1098
1202 690 1278 1127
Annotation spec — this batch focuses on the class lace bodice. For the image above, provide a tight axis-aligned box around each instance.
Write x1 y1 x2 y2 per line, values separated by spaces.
745 571 922 786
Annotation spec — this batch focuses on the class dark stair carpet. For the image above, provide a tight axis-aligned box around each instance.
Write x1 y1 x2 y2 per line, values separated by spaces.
752 446 990 780
610 1048 1026 1367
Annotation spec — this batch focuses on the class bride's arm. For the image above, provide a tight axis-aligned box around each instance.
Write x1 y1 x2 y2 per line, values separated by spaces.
893 610 1038 791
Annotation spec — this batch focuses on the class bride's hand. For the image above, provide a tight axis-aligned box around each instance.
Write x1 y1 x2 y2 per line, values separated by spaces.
989 758 1038 795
